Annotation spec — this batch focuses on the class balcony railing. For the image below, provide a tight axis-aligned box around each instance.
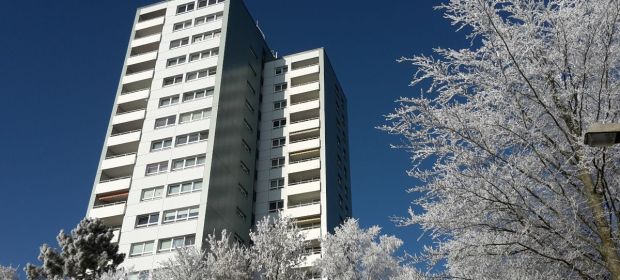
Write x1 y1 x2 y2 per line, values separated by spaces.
125 68 155 76
299 223 321 230
291 98 319 106
290 136 320 144
302 247 321 256
291 80 320 88
289 200 320 209
289 157 320 165
120 88 150 95
288 177 320 186
290 117 319 124
115 108 145 116
110 129 142 137
93 200 126 209
105 152 137 160
99 176 132 184
292 63 319 71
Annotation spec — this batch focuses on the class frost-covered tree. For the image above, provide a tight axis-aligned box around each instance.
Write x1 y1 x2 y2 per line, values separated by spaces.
315 219 404 280
97 267 131 280
25 218 125 280
0 265 19 280
152 230 250 280
383 0 620 279
249 215 308 280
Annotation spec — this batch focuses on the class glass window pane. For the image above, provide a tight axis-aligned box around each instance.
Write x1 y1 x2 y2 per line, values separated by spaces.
193 181 202 190
168 185 180 195
150 213 159 223
143 242 154 254
181 183 192 192
189 208 199 217
185 236 195 245
164 212 175 222
177 209 188 219
188 134 199 142
173 238 184 248
130 244 141 255
154 188 163 197
159 239 172 251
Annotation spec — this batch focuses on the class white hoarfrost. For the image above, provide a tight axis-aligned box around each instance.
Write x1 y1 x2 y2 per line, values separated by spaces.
382 0 620 279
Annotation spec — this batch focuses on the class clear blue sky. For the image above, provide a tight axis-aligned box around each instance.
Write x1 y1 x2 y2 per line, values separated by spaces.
0 0 467 271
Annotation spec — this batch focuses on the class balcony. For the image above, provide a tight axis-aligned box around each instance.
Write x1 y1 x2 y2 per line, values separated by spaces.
112 109 146 125
288 157 320 174
286 179 320 196
290 99 320 115
288 81 320 96
111 227 121 243
300 251 321 267
291 57 319 71
96 176 131 195
127 50 158 66
290 64 320 78
131 33 161 48
135 15 165 31
290 90 319 106
101 153 137 170
287 193 321 218
301 227 321 241
108 129 141 147
89 201 126 222
288 131 320 153
117 88 150 105
289 118 320 134
122 69 154 85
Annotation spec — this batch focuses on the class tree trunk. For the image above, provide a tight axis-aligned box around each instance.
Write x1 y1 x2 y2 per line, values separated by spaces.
578 170 620 280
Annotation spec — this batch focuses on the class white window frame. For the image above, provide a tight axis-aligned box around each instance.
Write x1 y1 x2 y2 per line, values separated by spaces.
271 157 285 169
158 235 196 252
197 0 225 9
169 37 189 49
273 118 286 129
129 241 154 257
182 87 213 102
150 138 173 152
273 100 287 110
163 75 183 86
167 180 203 196
166 56 187 68
163 206 199 224
154 115 176 129
140 187 163 201
179 108 211 124
135 212 159 228
159 95 180 107
191 29 221 44
189 48 219 62
186 67 216 81
176 2 195 14
271 137 286 148
171 154 206 171
173 20 192 32
269 200 284 213
270 178 285 190
175 130 209 146
146 161 168 176
274 82 287 92
275 66 288 75
194 12 223 26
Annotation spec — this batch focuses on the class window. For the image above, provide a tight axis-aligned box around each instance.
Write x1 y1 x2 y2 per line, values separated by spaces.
176 2 195 14
245 99 255 112
186 67 216 81
146 161 168 176
241 139 251 152
166 56 187 67
272 118 286 129
179 108 211 123
168 180 202 196
246 81 256 95
159 95 179 107
236 207 246 220
198 0 225 8
275 66 288 75
183 87 214 102
135 213 159 228
271 137 285 148
163 75 183 86
248 64 256 77
176 130 209 146
129 241 154 257
140 187 164 201
237 183 248 198
270 178 285 190
127 271 149 280
273 100 287 110
195 12 223 25
274 83 287 92
169 37 189 49
158 235 195 252
171 154 206 171
192 29 221 43
240 161 249 174
150 138 172 152
173 20 192 31
269 200 284 213
271 157 285 169
189 48 219 62
249 46 258 59
154 115 176 129
243 119 253 132
163 206 199 223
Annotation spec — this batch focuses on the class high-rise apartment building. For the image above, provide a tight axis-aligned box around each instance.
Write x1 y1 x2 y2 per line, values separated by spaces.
85 0 351 276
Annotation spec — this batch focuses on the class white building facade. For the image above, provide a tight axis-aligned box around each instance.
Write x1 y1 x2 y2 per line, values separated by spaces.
85 0 352 277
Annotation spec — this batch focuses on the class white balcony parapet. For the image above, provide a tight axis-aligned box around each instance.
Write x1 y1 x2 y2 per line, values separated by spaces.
288 158 321 174
111 228 121 243
288 177 320 186
127 51 158 66
289 118 320 133
301 227 321 241
118 88 149 104
286 180 320 196
123 69 154 84
96 177 131 195
89 201 126 219
289 99 320 114
290 64 320 78
135 16 165 31
131 33 161 48
112 109 145 125
108 129 141 146
289 81 320 96
101 153 137 170
288 137 320 153
286 201 321 219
